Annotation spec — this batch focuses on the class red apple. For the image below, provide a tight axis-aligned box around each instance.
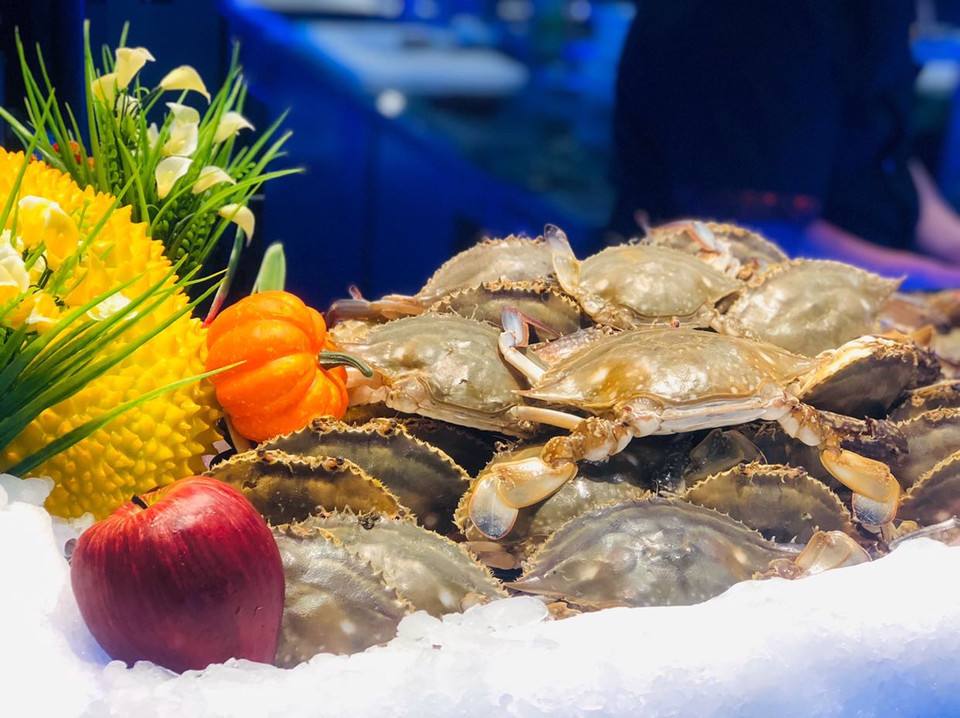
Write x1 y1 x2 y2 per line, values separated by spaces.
70 476 285 673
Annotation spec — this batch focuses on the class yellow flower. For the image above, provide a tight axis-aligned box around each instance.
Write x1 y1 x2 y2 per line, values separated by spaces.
159 66 210 102
5 291 61 333
90 72 119 105
16 196 81 269
0 148 220 519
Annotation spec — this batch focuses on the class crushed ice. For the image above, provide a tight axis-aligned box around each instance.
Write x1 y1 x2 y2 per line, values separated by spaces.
3 487 959 717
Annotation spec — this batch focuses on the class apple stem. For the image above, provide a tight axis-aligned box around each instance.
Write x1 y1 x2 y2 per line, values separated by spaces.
131 494 148 510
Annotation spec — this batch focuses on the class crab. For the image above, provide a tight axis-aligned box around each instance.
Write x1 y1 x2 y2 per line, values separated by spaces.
467 309 903 540
326 234 556 322
640 219 788 279
338 313 534 436
711 259 901 356
547 224 743 328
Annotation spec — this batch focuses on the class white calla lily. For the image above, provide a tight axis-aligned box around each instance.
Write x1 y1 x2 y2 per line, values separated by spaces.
214 112 255 142
218 203 255 244
155 156 193 199
192 166 236 194
115 46 155 88
165 102 201 125
90 72 120 105
162 120 199 157
159 66 210 102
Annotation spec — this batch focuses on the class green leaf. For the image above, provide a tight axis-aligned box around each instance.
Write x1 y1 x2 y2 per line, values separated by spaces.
252 242 286 293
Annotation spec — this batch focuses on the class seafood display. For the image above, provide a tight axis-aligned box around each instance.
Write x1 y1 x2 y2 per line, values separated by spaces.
187 219 960 664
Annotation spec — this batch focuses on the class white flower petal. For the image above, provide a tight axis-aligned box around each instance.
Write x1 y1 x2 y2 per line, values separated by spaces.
218 203 255 244
87 293 133 322
165 102 201 125
192 166 236 194
0 244 30 293
146 123 160 152
115 46 155 88
155 156 193 199
214 111 255 143
159 66 210 102
162 121 199 157
115 93 140 116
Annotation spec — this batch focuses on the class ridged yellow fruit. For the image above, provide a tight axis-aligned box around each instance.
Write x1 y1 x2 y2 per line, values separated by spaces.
0 149 221 518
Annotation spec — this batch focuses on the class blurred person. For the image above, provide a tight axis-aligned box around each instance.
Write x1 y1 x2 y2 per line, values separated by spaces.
608 0 960 288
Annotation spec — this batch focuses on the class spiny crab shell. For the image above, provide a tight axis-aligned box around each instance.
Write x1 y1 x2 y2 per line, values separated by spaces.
339 313 534 436
272 511 503 664
507 496 800 609
712 259 901 357
327 234 556 321
468 320 903 539
681 463 856 544
641 220 789 279
261 417 470 533
548 225 743 328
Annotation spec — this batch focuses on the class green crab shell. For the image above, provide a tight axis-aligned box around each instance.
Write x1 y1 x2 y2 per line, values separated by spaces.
798 334 941 418
340 313 531 436
716 259 900 357
426 279 583 340
682 463 856 544
888 380 960 423
520 327 816 412
416 235 555 305
204 450 405 525
899 450 960 526
272 522 414 664
262 418 470 534
301 513 507 616
564 243 742 328
508 496 799 609
890 408 960 489
643 221 788 276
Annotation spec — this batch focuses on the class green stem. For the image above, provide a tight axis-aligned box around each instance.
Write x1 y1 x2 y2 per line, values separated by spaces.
317 350 373 377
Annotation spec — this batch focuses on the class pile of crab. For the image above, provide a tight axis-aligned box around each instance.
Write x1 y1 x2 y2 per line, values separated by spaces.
209 221 960 661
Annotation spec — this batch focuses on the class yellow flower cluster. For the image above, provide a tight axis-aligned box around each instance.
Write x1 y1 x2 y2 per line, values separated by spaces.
0 148 221 518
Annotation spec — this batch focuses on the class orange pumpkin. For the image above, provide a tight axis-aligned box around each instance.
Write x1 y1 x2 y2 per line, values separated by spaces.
205 291 365 442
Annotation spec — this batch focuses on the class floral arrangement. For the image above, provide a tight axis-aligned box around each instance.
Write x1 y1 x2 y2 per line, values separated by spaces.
0 25 298 518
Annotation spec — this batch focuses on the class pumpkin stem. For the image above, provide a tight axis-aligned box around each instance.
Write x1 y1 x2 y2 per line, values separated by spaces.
317 350 374 377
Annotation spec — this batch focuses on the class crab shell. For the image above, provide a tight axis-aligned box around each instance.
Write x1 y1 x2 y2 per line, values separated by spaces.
713 259 900 357
889 408 960 489
642 220 788 279
552 235 743 328
899 451 960 526
340 313 533 436
273 520 413 663
507 496 800 609
261 418 470 534
426 279 583 340
681 463 856 544
519 327 816 427
797 334 941 418
204 450 406 525
414 234 555 306
303 512 507 616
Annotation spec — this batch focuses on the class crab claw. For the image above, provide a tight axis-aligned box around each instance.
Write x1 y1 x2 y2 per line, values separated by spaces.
819 446 900 526
468 475 519 540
